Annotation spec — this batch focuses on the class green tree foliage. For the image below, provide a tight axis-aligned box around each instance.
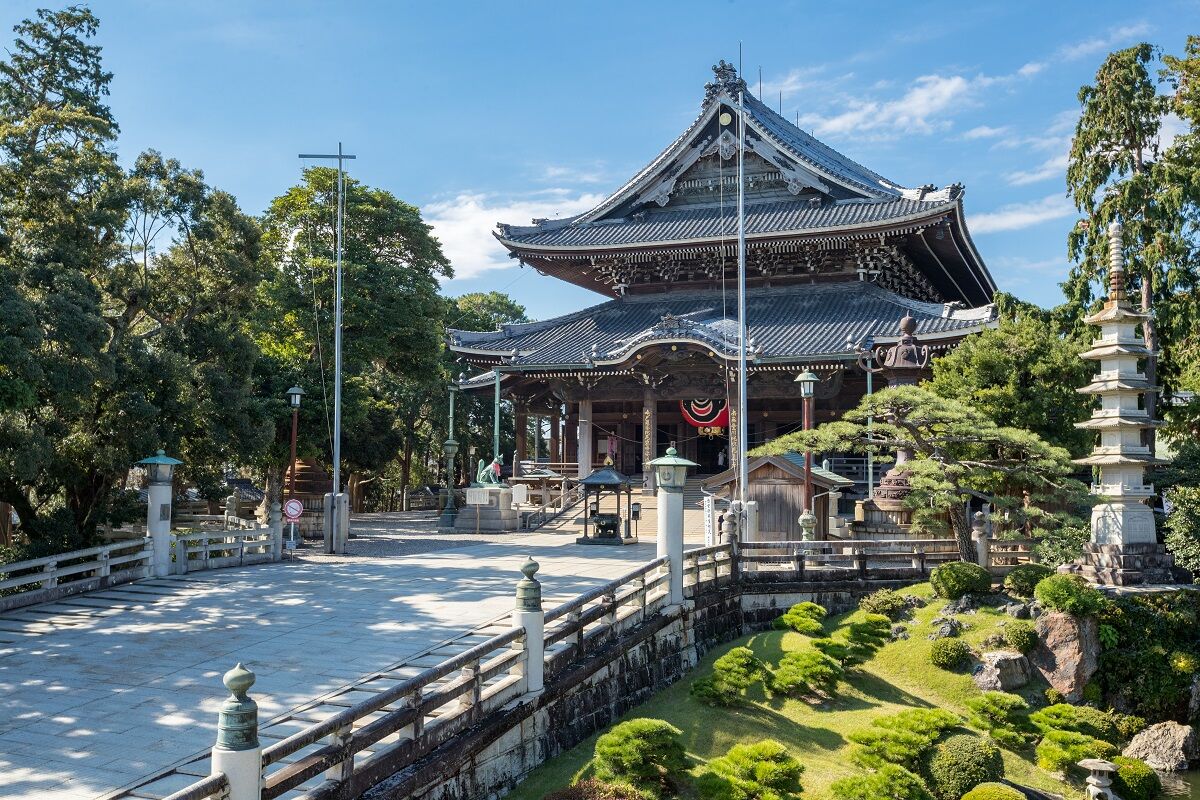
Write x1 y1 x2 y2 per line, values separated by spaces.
922 734 1004 800
849 709 959 771
1033 574 1105 616
965 692 1034 749
929 310 1091 456
829 764 933 800
930 562 992 599
1003 620 1037 654
774 601 827 635
753 387 1089 561
591 719 689 798
1034 730 1116 774
695 740 804 800
543 780 645 800
0 8 269 546
1029 704 1119 743
691 647 767 706
770 651 843 698
1165 486 1200 580
858 589 910 621
959 783 1025 800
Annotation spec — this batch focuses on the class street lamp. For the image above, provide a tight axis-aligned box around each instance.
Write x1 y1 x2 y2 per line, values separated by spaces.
648 446 694 491
285 386 305 502
137 450 182 577
646 445 698 605
438 382 460 530
794 369 818 520
849 334 881 495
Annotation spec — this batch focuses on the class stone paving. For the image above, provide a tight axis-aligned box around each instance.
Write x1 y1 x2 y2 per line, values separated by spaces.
0 512 660 800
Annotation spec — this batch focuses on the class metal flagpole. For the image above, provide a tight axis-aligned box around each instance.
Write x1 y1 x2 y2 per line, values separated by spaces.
736 85 748 505
298 144 355 548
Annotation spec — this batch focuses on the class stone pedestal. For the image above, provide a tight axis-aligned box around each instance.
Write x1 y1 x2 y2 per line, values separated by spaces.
456 486 519 533
1060 541 1175 586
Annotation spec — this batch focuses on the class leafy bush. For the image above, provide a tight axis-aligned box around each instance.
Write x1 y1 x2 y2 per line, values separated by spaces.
1165 486 1200 579
923 734 1004 800
1002 563 1053 597
965 692 1032 749
1033 574 1104 616
930 638 972 670
959 783 1025 800
1028 703 1119 743
859 589 910 621
812 637 852 666
1112 756 1162 800
850 708 959 770
695 739 804 800
930 561 991 599
543 780 646 800
692 647 767 706
1003 620 1036 653
1034 730 1117 773
846 614 892 664
1111 713 1147 742
830 764 932 800
771 650 842 697
1044 688 1064 705
1097 623 1119 649
592 719 688 797
774 601 827 635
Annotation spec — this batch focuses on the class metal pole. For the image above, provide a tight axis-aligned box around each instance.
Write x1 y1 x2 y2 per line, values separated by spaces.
493 367 501 460
446 388 457 515
287 407 299 502
332 142 344 496
804 394 813 514
736 87 748 505
865 368 874 494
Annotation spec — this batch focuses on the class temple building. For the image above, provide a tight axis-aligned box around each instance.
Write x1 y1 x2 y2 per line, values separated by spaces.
449 61 998 493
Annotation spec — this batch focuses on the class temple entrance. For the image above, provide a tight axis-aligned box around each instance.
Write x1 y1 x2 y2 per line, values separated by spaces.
694 431 729 474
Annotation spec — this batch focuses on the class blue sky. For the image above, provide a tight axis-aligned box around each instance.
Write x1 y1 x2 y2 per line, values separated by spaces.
3 1 1197 320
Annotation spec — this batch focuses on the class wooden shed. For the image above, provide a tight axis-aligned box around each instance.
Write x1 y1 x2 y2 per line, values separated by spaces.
703 453 854 540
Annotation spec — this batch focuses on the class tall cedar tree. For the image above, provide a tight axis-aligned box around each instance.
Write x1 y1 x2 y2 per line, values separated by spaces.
753 386 1089 561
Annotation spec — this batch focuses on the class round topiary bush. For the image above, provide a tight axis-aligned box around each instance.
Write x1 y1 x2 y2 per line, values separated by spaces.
592 718 689 796
1002 563 1053 597
1033 574 1105 616
1112 756 1162 800
859 588 911 621
830 764 933 800
923 734 1004 800
1003 620 1037 653
959 782 1025 800
930 638 972 670
930 561 991 599
695 739 804 800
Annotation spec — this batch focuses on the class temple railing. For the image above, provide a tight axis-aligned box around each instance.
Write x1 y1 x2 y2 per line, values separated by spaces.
0 538 153 611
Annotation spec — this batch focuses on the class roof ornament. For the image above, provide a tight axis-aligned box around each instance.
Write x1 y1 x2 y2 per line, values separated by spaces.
1107 220 1128 306
879 314 930 374
703 59 748 105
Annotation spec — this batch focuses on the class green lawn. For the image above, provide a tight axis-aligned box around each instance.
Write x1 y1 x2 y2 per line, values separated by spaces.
510 584 1082 800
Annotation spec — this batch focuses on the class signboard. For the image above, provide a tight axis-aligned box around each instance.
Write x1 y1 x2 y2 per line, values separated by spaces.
283 498 304 522
703 495 714 547
465 487 491 506
510 484 528 505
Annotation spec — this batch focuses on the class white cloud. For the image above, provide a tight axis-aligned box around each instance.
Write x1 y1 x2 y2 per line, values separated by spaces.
991 255 1065 273
761 67 825 102
1006 152 1070 186
1018 61 1046 77
963 125 1010 140
971 194 1075 234
1159 112 1189 149
800 74 974 137
1057 22 1154 61
539 164 608 184
425 190 606 280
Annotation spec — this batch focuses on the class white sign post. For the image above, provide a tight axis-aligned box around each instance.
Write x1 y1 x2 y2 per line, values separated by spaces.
465 487 490 534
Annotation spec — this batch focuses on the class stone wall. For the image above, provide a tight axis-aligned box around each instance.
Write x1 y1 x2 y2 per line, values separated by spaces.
362 576 912 800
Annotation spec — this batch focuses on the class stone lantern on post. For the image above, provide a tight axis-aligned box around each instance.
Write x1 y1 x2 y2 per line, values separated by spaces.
647 445 697 604
137 449 182 577
794 369 818 514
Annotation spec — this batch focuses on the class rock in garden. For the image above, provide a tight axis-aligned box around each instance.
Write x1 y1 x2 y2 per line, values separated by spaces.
890 624 909 641
972 651 1031 691
1188 674 1200 722
928 616 964 639
1028 601 1043 619
1029 611 1098 702
1123 721 1200 771
1004 602 1031 619
944 595 978 615
904 595 927 610
981 633 1007 649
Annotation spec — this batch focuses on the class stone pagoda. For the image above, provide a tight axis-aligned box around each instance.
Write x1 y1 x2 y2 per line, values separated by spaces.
1062 221 1172 585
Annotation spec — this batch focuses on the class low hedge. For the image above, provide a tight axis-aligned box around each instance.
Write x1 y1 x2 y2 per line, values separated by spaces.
1003 620 1037 653
930 561 992 599
1033 574 1104 616
592 719 689 798
1112 756 1162 800
859 588 911 621
923 734 1004 800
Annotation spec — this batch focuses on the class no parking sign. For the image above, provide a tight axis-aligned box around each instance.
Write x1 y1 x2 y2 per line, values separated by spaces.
284 498 304 522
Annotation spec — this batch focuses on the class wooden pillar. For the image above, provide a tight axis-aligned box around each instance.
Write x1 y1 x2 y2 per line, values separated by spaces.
577 398 592 479
515 404 528 476
642 391 657 492
565 406 578 474
550 405 561 466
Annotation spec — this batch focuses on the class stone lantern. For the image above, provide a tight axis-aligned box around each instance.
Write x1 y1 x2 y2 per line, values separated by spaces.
137 449 182 577
647 446 698 604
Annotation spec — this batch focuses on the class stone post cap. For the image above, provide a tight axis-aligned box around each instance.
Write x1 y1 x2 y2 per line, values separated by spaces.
515 556 542 611
223 663 255 699
217 663 259 751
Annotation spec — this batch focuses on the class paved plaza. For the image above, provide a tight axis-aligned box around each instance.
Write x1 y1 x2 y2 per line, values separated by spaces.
0 513 661 800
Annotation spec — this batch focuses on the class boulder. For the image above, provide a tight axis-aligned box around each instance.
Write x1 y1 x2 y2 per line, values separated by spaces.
1004 602 1031 619
1122 721 1199 771
1189 674 1200 722
890 624 909 641
972 651 1032 691
981 633 1008 649
928 616 964 639
944 595 978 615
1029 611 1098 702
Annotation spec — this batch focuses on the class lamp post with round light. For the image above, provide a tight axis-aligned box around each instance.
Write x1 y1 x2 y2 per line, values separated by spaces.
794 369 818 520
646 445 697 604
438 382 460 530
285 386 305 503
137 450 182 577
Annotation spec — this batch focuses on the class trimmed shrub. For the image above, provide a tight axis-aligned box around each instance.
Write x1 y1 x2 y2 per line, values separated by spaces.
960 783 1025 800
1034 730 1117 773
692 647 767 706
830 764 933 800
771 650 843 697
1112 756 1162 800
923 734 1004 800
695 739 804 800
860 588 910 621
850 708 960 770
846 613 892 664
965 691 1032 749
1002 563 1053 597
930 638 972 670
1112 713 1147 742
1003 620 1036 654
543 780 646 800
930 561 991 599
592 719 688 797
1029 703 1119 743
1033 574 1104 616
1044 688 1064 705
812 637 852 666
774 601 828 635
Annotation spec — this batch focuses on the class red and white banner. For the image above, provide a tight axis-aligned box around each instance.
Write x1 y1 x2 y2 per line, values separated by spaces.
679 398 729 428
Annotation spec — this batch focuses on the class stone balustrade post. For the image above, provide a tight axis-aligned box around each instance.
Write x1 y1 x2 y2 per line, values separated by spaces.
225 494 238 530
971 511 989 568
211 664 262 800
269 503 283 562
513 557 544 694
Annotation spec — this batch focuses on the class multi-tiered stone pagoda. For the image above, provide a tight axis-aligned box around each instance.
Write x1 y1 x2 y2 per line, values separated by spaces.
1063 221 1172 585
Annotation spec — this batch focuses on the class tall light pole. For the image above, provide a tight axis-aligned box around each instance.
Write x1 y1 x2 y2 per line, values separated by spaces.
438 382 460 530
850 334 882 496
285 386 305 502
795 370 818 518
298 144 355 516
